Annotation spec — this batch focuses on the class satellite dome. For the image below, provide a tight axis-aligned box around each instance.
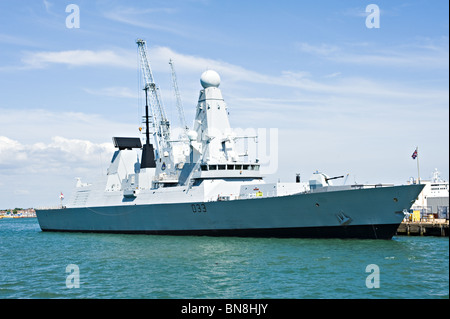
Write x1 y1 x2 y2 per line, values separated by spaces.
200 70 221 88
187 130 198 141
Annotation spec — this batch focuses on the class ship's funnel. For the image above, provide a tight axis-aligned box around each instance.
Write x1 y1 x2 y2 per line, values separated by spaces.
141 143 156 168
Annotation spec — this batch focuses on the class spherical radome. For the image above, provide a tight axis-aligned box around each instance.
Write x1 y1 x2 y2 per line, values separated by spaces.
187 130 198 141
200 70 221 88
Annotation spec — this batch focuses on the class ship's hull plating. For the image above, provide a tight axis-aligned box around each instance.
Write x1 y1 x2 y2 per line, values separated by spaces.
36 184 423 239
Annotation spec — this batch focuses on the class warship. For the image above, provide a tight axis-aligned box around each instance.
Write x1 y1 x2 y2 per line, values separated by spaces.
36 39 424 239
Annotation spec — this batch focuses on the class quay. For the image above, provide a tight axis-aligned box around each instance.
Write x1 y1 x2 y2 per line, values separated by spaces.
396 220 449 237
0 208 36 219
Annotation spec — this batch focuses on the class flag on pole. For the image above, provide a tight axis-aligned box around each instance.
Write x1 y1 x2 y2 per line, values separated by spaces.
411 148 418 159
60 192 64 200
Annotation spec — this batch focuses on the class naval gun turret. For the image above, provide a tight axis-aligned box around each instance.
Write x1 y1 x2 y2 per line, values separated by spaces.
309 171 345 191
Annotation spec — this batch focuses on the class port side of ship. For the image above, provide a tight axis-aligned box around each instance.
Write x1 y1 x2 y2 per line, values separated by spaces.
36 40 424 239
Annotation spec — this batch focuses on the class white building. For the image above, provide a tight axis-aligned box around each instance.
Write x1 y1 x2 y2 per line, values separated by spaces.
408 169 449 219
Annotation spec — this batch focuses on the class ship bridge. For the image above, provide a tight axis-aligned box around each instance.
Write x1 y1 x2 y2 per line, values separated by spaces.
193 162 262 179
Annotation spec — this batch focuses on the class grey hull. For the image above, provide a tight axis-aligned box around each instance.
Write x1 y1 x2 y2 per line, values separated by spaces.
36 184 423 239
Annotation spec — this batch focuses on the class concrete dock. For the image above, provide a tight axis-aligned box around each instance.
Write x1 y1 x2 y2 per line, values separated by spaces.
396 220 449 237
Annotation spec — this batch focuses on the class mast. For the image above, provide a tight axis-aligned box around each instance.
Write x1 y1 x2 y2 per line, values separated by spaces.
416 146 421 184
140 86 156 168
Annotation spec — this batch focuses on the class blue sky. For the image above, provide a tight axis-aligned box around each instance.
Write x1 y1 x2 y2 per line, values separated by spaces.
0 0 448 209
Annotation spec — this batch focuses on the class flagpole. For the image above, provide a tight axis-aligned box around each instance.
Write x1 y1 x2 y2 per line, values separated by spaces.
60 192 64 208
416 146 420 184
415 146 425 213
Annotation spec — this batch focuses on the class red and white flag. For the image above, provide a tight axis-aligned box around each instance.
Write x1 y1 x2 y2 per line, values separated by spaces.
59 192 64 200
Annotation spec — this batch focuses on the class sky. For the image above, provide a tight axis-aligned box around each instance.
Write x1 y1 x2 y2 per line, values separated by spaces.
0 0 448 209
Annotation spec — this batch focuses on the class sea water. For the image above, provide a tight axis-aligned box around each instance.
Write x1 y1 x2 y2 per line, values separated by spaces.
0 218 448 299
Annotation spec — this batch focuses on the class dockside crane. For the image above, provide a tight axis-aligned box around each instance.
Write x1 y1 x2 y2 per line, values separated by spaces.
169 59 189 132
136 39 171 160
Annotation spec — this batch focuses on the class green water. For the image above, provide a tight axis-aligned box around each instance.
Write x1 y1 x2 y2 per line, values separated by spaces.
0 218 448 299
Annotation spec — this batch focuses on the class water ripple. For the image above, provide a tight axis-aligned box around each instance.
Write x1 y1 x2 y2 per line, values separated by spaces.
1 219 448 299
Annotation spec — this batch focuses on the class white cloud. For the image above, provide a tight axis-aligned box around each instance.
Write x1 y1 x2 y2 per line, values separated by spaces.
0 136 27 165
21 49 135 69
155 47 449 104
0 108 136 209
0 135 114 173
148 46 271 84
296 42 340 56
47 136 114 162
296 40 449 69
0 135 115 209
331 50 449 68
104 7 185 35
83 86 137 99
324 72 341 78
341 6 372 18
15 44 447 103
6 45 449 146
0 33 36 47
18 46 227 72
43 0 53 14
102 5 187 37
0 108 138 144
148 46 447 102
